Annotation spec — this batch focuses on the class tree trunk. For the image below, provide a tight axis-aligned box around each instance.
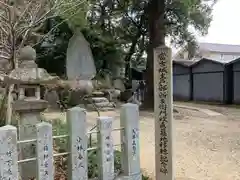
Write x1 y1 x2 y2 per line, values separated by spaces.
0 87 8 126
135 35 145 62
143 0 165 109
124 31 142 80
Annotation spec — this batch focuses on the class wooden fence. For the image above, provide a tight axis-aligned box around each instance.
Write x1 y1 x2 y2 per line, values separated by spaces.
0 103 141 180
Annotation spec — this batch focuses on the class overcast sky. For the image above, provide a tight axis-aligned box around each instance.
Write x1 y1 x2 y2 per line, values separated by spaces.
198 0 240 44
169 0 240 53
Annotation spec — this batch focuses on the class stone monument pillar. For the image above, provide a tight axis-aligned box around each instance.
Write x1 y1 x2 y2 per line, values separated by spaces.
153 45 174 180
2 46 58 180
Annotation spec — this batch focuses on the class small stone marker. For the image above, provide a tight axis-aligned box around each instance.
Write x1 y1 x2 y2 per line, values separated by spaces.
0 125 18 180
97 116 114 180
120 103 141 179
67 107 88 180
153 45 174 180
36 122 54 180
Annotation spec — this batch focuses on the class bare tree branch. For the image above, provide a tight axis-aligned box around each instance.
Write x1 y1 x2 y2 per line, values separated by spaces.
32 4 85 47
0 0 86 69
0 0 87 124
13 0 34 29
0 54 10 60
0 1 11 8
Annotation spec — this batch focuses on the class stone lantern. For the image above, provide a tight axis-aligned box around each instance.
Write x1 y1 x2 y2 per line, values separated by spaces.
2 46 58 179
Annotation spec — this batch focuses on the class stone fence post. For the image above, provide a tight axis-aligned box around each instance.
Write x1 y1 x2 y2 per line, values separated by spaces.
67 107 88 180
120 103 141 180
0 125 19 180
36 122 54 180
97 116 115 180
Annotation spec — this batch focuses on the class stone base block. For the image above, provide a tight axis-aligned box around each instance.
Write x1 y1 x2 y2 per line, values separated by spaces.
115 173 142 180
13 99 48 112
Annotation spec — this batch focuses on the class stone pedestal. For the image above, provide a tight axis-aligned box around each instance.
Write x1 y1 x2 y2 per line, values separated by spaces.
13 99 48 180
153 46 174 180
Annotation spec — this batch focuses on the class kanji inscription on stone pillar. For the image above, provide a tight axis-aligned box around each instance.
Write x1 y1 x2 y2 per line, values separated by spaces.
0 125 18 180
153 45 174 180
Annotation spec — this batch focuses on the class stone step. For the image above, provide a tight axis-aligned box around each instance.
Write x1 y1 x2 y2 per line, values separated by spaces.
78 95 116 111
98 107 115 111
91 97 109 103
91 91 105 97
86 104 115 111
78 101 116 111
93 101 115 108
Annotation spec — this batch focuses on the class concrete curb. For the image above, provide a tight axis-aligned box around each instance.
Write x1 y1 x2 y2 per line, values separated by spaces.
174 104 223 116
174 104 200 111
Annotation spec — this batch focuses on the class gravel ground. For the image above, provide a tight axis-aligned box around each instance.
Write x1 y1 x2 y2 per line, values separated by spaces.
43 102 240 180
173 107 240 180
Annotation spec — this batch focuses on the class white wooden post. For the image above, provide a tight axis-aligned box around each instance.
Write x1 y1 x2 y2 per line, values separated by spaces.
153 45 174 180
0 125 19 180
67 107 88 180
36 122 54 180
120 103 141 180
97 116 114 180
